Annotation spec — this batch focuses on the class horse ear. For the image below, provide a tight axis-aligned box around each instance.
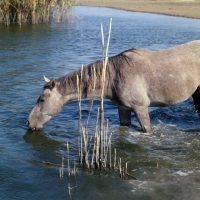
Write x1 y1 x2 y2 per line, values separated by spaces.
43 75 50 83
50 78 56 89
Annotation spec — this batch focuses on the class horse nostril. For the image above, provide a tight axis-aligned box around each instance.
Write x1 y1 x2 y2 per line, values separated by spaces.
26 120 30 126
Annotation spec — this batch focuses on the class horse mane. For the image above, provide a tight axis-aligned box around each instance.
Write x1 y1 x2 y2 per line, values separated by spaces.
56 48 138 96
108 48 138 82
56 60 104 96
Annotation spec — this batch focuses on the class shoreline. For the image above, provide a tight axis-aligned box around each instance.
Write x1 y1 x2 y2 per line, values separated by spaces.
77 0 200 19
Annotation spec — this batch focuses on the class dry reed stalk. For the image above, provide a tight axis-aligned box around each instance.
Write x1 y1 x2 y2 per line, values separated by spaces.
68 183 77 200
105 18 112 61
76 65 83 125
125 172 138 180
79 133 83 165
67 142 70 177
101 23 105 63
78 136 80 162
62 157 64 177
103 132 112 169
95 131 100 168
77 65 84 165
80 64 83 90
95 108 100 133
73 160 77 191
59 157 64 179
73 160 76 175
100 24 105 161
118 158 122 178
114 148 116 168
67 154 77 199
109 139 112 168
103 124 105 157
99 18 112 167
106 119 109 145
91 131 97 167
91 107 100 168
103 119 109 157
76 75 80 117
68 183 72 200
89 135 94 168
80 132 83 165
121 167 123 178
82 125 90 168
86 65 96 127
59 168 62 179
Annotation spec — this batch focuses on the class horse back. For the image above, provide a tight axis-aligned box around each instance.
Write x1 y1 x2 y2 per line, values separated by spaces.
121 41 200 107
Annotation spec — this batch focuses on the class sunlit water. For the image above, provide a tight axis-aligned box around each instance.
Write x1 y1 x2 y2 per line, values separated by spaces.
1 6 200 200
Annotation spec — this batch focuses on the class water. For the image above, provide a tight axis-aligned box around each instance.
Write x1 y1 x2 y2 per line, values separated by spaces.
1 6 200 199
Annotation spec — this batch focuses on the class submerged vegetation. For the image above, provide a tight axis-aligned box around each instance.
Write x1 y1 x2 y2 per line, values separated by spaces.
0 0 73 25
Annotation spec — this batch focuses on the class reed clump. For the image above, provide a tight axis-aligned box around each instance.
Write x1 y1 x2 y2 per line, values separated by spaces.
76 19 112 170
76 19 137 180
0 0 73 25
77 118 137 180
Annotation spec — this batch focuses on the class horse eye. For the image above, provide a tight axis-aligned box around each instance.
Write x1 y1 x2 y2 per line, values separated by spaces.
40 99 45 102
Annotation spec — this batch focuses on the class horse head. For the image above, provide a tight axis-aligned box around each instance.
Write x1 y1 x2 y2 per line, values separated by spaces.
26 76 63 130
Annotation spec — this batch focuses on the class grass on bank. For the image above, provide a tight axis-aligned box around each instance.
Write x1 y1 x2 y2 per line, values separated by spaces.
0 0 73 25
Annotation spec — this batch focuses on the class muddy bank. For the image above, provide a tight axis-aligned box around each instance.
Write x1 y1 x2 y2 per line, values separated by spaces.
78 0 200 19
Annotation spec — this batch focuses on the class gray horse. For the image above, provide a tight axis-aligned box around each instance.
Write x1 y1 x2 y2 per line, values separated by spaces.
27 40 200 134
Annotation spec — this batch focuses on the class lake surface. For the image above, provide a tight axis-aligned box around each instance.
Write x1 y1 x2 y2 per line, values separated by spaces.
1 6 200 200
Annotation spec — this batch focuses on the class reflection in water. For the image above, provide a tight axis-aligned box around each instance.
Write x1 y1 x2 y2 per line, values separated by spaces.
24 130 62 151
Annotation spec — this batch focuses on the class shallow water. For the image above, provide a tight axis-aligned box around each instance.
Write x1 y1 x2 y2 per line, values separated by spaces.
1 6 200 200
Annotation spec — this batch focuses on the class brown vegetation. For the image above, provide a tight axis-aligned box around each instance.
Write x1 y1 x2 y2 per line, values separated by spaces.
0 0 73 25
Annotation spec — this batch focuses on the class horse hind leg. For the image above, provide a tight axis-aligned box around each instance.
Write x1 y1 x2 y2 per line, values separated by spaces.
118 108 131 126
192 87 200 116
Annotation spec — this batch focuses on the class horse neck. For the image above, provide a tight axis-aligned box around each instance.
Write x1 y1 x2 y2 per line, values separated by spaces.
59 61 111 104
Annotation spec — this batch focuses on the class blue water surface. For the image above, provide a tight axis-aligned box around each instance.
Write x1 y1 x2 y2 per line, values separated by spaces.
1 6 200 200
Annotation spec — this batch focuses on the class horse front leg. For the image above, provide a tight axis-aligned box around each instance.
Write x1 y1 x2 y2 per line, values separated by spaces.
133 105 153 134
118 108 131 126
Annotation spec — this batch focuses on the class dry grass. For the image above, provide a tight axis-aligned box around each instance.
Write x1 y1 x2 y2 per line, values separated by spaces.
75 19 138 181
0 0 73 25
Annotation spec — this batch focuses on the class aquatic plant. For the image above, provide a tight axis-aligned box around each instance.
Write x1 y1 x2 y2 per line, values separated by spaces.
76 19 113 169
76 19 137 180
0 0 73 25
